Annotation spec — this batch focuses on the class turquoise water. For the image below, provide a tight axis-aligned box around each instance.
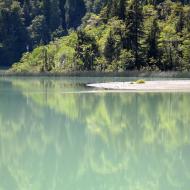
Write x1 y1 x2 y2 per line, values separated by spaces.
0 77 190 190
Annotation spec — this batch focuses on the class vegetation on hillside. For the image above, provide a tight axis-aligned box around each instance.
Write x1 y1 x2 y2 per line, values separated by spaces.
0 0 101 66
7 0 190 72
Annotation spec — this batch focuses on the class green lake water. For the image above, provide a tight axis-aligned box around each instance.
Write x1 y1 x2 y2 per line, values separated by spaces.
0 77 190 190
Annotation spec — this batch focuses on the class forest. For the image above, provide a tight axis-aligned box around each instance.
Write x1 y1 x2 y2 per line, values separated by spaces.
1 0 190 71
0 0 88 66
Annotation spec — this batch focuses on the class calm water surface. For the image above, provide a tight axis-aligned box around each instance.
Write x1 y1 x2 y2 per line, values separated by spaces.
0 77 190 190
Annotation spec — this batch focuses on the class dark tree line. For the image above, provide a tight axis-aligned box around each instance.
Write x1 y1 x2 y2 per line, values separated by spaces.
0 0 86 66
75 0 190 71
3 0 190 71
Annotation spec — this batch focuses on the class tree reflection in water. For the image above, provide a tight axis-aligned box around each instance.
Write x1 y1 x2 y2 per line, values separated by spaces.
0 78 190 190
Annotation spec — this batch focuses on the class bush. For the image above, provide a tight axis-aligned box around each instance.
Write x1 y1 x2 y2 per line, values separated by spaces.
135 79 146 84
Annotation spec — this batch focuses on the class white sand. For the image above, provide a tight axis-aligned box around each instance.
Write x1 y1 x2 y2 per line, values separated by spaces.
87 80 190 92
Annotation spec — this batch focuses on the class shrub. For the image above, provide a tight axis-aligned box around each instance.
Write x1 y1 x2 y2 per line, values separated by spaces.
135 79 146 84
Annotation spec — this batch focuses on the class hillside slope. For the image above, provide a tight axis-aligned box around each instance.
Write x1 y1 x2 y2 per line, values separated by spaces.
10 0 190 73
0 0 105 66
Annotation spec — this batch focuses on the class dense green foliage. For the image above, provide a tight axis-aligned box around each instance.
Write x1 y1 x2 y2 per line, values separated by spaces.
8 0 190 72
0 0 90 66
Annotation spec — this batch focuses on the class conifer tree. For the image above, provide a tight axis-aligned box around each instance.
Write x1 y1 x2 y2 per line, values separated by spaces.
125 0 144 70
145 19 160 67
104 31 116 62
59 0 66 29
118 0 126 20
75 30 99 70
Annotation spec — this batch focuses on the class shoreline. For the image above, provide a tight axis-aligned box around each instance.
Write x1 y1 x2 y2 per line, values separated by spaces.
87 80 190 92
1 71 190 78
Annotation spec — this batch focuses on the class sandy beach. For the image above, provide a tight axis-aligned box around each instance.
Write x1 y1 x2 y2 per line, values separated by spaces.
87 80 190 92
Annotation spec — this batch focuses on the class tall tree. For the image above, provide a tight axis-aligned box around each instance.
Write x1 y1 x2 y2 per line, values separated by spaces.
125 0 144 70
75 30 99 70
65 0 86 28
59 0 66 29
118 0 126 20
0 1 28 66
